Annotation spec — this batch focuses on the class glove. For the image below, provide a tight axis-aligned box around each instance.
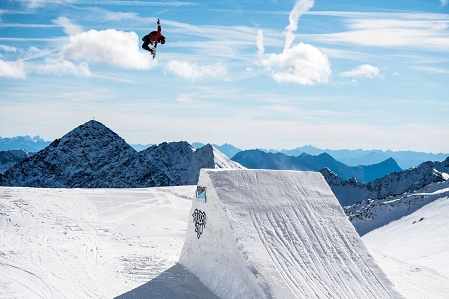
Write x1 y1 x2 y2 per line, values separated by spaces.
157 18 160 25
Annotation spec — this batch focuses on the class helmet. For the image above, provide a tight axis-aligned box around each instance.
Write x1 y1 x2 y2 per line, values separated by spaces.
159 37 166 44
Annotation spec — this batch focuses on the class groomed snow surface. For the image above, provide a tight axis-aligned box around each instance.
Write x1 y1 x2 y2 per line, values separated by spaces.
0 169 448 298
180 169 400 299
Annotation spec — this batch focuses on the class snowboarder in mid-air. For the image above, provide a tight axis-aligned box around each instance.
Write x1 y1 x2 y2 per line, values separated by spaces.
142 18 165 59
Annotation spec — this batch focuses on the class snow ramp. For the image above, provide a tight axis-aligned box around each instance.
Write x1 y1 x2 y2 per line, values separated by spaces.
179 169 403 299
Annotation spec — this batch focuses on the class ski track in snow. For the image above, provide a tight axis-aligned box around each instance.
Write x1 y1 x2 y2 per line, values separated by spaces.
0 186 194 299
179 170 402 299
0 180 449 298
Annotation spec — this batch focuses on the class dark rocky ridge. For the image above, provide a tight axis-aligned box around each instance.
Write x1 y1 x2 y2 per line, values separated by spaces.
0 120 242 188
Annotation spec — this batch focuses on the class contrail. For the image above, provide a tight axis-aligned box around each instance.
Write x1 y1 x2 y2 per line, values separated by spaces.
283 0 314 52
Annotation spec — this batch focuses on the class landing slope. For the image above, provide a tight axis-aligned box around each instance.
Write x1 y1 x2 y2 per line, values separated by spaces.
362 190 449 299
179 169 402 299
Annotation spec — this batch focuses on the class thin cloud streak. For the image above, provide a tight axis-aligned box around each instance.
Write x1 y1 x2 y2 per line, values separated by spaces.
165 60 228 81
283 0 314 52
339 64 380 78
306 12 449 51
0 23 58 28
17 0 197 8
70 1 198 6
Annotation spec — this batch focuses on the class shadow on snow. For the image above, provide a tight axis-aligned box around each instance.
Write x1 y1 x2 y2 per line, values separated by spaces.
114 263 220 299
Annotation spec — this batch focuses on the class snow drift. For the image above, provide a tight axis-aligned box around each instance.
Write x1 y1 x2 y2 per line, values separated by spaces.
179 169 402 298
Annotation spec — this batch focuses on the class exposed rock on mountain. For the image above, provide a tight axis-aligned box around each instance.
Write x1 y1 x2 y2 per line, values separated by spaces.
318 168 377 206
344 180 449 236
142 142 244 185
0 121 170 188
0 150 33 174
0 120 242 188
232 149 401 183
320 156 449 206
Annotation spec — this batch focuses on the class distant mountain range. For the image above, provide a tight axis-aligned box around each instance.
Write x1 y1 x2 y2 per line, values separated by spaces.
277 146 448 170
231 149 402 184
192 143 448 170
0 136 51 152
320 157 449 207
0 120 242 188
3 136 445 170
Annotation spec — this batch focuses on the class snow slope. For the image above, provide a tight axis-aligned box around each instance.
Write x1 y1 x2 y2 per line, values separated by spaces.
179 169 402 299
346 180 449 236
362 193 449 299
2 173 447 298
0 185 206 299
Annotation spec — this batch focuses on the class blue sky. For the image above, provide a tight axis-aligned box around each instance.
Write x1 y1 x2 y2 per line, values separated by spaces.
1 0 448 153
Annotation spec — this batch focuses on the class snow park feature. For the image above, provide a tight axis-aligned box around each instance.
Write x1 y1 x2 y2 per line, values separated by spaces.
179 169 403 299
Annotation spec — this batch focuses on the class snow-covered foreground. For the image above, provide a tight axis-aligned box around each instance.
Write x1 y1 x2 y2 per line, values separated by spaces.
362 191 449 299
0 186 207 298
1 178 448 298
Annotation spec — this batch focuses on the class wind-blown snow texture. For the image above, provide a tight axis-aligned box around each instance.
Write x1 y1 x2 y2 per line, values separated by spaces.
179 169 402 299
0 120 243 188
320 156 449 206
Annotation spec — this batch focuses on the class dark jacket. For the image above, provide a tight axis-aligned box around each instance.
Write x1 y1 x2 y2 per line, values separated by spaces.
142 23 165 47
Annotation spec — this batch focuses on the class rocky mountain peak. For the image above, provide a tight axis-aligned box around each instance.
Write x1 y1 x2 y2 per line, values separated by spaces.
0 121 243 188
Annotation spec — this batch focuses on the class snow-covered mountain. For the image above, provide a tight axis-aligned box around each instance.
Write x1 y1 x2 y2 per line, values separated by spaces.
192 142 242 159
232 149 402 183
320 156 449 206
0 120 243 188
142 141 244 185
0 149 32 174
345 180 449 236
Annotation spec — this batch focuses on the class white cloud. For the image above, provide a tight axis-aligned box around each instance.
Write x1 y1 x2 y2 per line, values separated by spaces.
37 58 91 77
52 17 83 36
0 59 26 79
309 13 449 51
257 0 330 85
283 0 314 52
0 45 17 52
339 64 380 78
440 0 448 7
260 42 331 85
59 29 155 70
165 60 227 81
257 30 265 56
